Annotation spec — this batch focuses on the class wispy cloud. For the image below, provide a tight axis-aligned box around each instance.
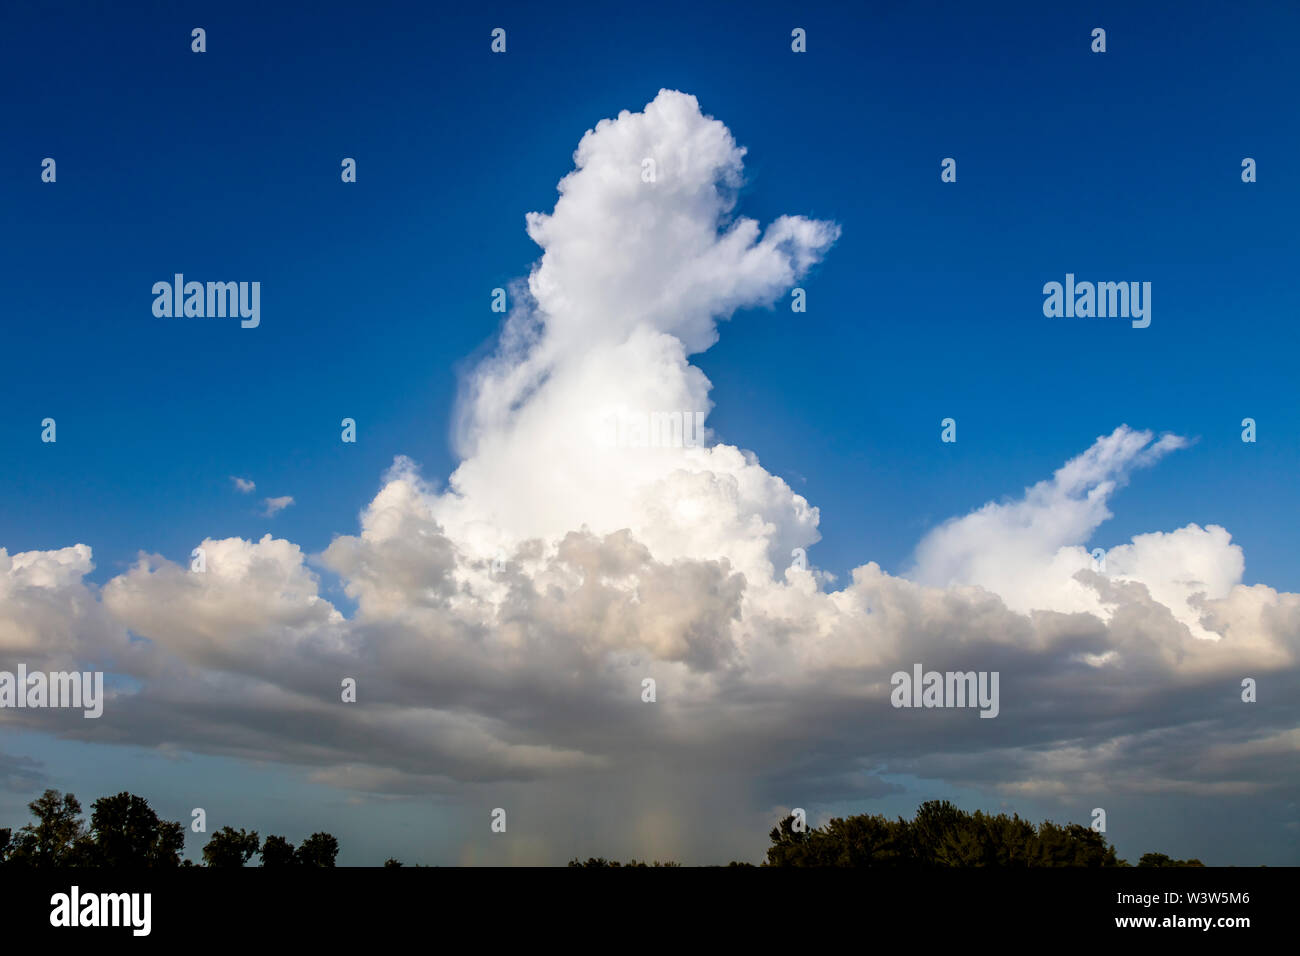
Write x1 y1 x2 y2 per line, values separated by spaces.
263 496 294 516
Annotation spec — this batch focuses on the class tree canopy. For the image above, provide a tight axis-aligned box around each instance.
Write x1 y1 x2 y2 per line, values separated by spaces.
764 800 1124 867
88 791 185 867
0 789 339 868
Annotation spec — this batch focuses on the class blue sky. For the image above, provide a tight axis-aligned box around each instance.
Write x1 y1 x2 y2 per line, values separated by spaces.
2 0 1297 865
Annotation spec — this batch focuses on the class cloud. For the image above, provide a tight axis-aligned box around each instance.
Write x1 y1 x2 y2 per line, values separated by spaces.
0 544 134 670
231 476 256 494
1 90 1296 863
440 89 837 581
0 751 46 794
263 496 294 517
906 427 1246 641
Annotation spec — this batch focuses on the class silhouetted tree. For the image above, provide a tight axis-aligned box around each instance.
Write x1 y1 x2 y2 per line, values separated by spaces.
260 835 297 867
294 832 339 867
86 792 183 867
567 858 680 867
8 790 93 866
202 827 261 867
764 801 1123 867
1138 852 1204 867
765 813 817 865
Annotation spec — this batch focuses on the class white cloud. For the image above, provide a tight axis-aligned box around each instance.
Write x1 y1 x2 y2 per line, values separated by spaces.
908 427 1243 639
0 544 134 671
231 476 256 494
438 89 837 582
263 496 294 517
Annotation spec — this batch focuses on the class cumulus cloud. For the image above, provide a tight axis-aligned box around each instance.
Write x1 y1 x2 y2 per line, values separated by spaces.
907 427 1247 641
1 90 1296 863
0 544 133 670
439 90 836 579
231 476 255 494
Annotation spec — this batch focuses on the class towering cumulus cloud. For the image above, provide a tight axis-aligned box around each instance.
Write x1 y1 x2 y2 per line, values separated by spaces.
2 91 1297 864
438 89 839 575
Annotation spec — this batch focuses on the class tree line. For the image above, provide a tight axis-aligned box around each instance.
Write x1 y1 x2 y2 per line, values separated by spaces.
1 789 1206 867
0 789 337 867
570 801 1206 867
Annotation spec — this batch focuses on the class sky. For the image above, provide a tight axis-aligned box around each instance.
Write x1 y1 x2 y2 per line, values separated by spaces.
1 0 1297 865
